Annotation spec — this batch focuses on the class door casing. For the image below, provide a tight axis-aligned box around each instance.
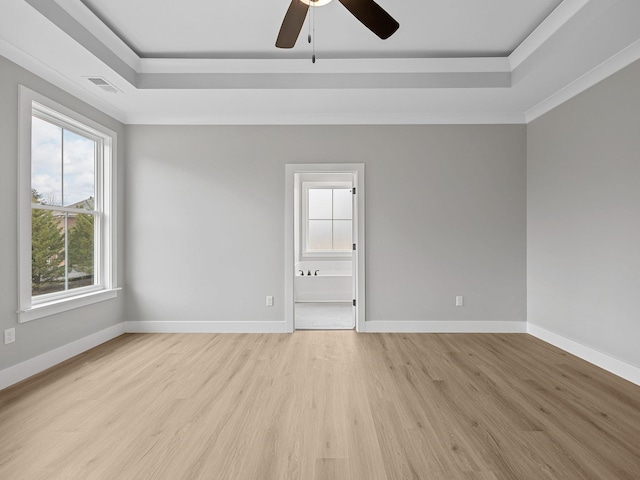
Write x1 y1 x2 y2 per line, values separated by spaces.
284 163 365 332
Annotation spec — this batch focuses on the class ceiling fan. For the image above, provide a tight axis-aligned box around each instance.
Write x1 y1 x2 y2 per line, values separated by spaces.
276 0 399 49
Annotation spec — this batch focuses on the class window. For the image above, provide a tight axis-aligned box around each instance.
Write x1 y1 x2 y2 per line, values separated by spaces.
303 183 352 255
18 86 118 322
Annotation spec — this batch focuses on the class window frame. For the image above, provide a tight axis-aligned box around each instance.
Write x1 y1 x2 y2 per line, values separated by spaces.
18 86 119 323
301 181 353 258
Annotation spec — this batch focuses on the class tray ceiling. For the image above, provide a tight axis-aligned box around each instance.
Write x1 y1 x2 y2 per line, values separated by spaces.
78 0 562 59
1 0 640 124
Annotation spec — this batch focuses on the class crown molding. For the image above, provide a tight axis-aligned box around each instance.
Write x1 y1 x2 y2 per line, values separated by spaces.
122 111 527 126
136 71 511 90
137 56 511 75
525 37 640 122
509 0 590 70
0 36 127 122
53 0 140 69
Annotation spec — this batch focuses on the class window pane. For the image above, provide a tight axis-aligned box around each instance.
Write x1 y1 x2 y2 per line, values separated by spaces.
333 220 352 251
63 130 96 208
32 208 65 296
31 116 62 206
308 189 332 219
333 188 352 219
308 220 333 250
68 213 96 289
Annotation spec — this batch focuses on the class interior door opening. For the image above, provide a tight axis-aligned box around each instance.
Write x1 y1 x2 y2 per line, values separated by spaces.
284 164 365 333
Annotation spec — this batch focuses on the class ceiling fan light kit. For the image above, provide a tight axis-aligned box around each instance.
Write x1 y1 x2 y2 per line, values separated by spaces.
276 0 399 49
300 0 333 6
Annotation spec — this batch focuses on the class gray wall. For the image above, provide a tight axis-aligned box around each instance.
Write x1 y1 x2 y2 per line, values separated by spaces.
0 56 125 370
125 124 527 324
527 59 640 367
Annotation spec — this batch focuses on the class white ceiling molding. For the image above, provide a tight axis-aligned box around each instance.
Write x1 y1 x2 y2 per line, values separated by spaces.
23 0 137 84
54 0 140 69
525 37 640 122
136 57 512 75
136 72 512 90
509 0 590 70
125 111 528 127
0 34 126 122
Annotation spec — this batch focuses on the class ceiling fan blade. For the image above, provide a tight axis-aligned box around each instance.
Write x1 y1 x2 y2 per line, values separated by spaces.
276 0 309 48
338 0 399 39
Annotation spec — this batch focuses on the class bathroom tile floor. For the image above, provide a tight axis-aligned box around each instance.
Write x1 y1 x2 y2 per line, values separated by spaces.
294 302 354 330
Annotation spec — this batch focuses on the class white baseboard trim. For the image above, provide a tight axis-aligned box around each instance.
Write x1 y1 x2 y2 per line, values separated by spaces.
124 321 288 334
363 320 527 333
0 323 125 391
6 320 636 391
527 323 640 387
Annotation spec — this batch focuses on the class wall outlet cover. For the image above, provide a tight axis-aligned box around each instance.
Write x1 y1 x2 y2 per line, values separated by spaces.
4 328 16 344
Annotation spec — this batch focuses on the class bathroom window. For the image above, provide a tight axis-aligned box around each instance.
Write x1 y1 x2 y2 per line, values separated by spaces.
18 86 118 322
303 184 352 255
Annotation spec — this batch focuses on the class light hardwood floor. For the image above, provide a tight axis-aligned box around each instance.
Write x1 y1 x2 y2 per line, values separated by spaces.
1 332 639 479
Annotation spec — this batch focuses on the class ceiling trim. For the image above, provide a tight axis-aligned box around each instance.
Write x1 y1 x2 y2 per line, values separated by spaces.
136 72 511 90
125 111 527 126
525 37 640 122
137 57 512 75
24 0 137 84
54 0 139 68
0 35 127 122
509 0 589 70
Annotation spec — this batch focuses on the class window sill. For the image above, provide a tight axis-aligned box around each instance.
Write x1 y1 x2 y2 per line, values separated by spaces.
18 288 121 323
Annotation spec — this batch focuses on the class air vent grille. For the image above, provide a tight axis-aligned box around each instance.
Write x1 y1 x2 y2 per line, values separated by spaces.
86 77 119 94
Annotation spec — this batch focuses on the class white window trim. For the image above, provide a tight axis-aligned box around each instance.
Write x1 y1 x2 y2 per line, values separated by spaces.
17 86 119 323
301 181 353 258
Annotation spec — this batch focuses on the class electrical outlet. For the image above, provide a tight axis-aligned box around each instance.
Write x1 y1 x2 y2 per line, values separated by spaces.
455 296 464 307
4 328 15 344
266 296 274 307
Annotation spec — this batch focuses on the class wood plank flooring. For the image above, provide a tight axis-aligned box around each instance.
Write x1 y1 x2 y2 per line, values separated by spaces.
1 332 639 479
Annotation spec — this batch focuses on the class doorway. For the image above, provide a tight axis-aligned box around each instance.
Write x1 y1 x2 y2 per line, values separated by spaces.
284 164 365 332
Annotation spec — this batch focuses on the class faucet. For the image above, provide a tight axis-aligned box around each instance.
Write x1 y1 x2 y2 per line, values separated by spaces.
314 270 319 276
298 270 304 276
307 270 311 276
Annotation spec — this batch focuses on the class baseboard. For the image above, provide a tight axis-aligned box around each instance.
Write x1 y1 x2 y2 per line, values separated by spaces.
124 321 288 334
363 320 527 333
527 323 640 387
0 323 126 391
6 320 635 391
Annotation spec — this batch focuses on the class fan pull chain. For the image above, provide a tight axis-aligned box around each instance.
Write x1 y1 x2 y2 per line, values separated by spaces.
312 4 316 63
308 4 312 44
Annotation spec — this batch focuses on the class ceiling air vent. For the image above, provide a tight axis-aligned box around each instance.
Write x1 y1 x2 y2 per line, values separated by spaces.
86 76 120 94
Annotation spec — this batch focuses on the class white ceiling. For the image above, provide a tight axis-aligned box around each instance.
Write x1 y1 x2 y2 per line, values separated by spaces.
1 0 640 124
78 0 562 58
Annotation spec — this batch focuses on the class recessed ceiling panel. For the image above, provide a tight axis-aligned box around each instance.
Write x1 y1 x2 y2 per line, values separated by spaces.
80 0 563 58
